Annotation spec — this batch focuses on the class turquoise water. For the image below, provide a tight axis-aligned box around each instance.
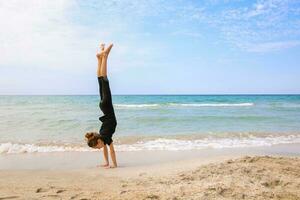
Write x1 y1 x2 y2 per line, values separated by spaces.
0 95 300 153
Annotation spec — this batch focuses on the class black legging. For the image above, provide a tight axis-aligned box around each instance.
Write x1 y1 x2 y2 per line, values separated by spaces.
98 76 114 116
98 76 117 145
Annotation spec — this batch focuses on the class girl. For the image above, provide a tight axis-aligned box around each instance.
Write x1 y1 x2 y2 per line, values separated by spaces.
85 43 117 168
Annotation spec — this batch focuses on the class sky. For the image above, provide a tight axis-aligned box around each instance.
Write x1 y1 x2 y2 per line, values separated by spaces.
0 0 300 95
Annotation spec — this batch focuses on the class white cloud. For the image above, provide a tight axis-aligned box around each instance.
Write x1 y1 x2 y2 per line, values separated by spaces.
0 0 77 67
223 0 300 52
171 30 202 38
175 0 300 53
0 0 169 72
1 0 300 74
241 40 300 53
247 1 275 17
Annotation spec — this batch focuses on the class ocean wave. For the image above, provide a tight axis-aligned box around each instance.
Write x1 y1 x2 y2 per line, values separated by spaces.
115 104 159 108
1 135 299 154
126 136 300 151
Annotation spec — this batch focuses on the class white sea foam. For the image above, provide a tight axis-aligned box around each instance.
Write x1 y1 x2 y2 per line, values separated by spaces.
121 135 300 151
1 135 299 154
0 143 95 154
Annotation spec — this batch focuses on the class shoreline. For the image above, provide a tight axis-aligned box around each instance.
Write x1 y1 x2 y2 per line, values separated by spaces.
1 143 300 170
1 133 300 155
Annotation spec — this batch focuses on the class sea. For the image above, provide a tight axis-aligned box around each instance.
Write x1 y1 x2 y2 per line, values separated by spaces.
1 95 300 154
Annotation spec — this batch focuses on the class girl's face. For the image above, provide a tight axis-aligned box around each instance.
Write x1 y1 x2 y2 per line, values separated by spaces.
94 139 104 149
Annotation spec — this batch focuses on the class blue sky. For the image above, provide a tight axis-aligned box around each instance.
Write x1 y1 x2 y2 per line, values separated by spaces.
0 0 300 94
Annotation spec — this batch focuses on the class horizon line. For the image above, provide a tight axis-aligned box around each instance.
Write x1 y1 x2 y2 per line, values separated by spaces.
1 93 300 96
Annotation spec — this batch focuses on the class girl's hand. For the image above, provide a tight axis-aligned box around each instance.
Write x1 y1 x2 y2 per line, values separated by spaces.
96 163 109 168
104 165 117 169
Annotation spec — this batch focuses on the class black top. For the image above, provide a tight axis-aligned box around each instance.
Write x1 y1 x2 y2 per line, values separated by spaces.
98 76 117 145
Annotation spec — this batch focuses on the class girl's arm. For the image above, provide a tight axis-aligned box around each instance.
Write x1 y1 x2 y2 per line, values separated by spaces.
102 144 109 167
109 142 117 168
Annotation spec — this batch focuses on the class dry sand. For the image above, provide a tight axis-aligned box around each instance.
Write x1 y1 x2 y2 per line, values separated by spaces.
0 155 299 200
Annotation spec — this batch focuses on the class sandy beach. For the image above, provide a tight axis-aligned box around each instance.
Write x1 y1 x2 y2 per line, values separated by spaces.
1 144 300 200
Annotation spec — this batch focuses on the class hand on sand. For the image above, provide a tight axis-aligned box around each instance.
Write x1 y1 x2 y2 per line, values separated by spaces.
104 165 117 169
96 163 109 168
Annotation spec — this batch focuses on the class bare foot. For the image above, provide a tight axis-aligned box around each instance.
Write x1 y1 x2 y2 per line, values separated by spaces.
100 43 105 51
96 52 101 59
96 46 106 60
104 43 113 56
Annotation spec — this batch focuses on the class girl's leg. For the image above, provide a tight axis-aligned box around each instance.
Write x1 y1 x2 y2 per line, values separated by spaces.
97 56 102 78
99 74 113 115
98 77 103 100
97 43 105 78
100 44 113 77
99 44 114 112
97 44 105 100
